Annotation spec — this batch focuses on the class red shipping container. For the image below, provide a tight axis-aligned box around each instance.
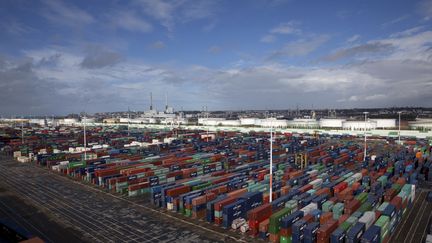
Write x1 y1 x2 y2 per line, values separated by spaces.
299 184 313 193
302 214 314 223
390 196 402 211
320 212 333 225
396 177 406 186
384 189 397 202
316 187 331 197
248 203 272 222
338 214 350 225
269 233 280 243
333 182 348 194
227 188 247 197
166 185 190 197
214 197 238 211
329 197 338 203
344 199 361 215
317 219 338 243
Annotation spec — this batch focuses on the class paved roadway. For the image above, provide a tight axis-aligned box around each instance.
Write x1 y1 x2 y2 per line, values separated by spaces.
390 183 432 243
0 186 85 243
0 157 252 243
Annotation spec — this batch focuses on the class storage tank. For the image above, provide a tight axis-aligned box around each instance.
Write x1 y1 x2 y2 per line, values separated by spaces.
240 118 257 126
60 118 78 125
288 118 319 128
319 119 346 128
408 118 432 130
342 121 377 131
221 120 241 126
259 118 288 128
369 119 396 129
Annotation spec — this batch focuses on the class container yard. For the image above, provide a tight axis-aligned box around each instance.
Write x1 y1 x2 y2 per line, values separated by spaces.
0 124 432 243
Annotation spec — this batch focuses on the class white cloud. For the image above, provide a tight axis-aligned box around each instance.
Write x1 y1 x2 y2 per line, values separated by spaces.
135 0 218 32
260 35 276 43
112 11 152 33
321 42 394 62
269 35 330 58
417 0 432 20
208 46 221 54
381 15 410 28
4 28 432 113
151 41 166 49
41 0 94 26
347 35 361 43
136 0 175 30
270 21 301 35
389 26 425 38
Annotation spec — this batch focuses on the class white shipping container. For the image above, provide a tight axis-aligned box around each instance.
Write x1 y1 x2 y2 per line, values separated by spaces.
231 218 246 230
352 173 363 182
411 184 416 202
17 156 29 163
307 170 318 177
309 179 323 189
167 203 174 211
13 151 22 158
240 223 249 233
300 203 318 215
358 211 375 229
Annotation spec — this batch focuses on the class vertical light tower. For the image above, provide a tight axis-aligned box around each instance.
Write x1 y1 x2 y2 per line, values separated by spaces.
269 122 273 203
206 106 209 142
83 116 87 161
150 92 153 111
363 111 369 161
165 93 168 112
127 107 130 136
397 111 402 144
21 120 24 145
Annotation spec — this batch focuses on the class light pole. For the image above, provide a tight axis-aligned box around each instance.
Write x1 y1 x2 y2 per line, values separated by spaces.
83 116 87 161
363 112 369 162
21 120 24 145
269 123 273 203
397 111 402 144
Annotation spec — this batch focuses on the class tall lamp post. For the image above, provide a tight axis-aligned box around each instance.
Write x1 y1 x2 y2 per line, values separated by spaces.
397 111 402 144
363 112 369 162
269 123 273 203
83 116 87 161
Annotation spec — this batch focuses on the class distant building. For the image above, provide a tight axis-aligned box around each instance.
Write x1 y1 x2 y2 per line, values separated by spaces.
409 118 432 130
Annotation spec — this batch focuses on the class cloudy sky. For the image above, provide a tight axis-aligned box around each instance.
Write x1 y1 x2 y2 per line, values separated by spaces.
1 0 432 115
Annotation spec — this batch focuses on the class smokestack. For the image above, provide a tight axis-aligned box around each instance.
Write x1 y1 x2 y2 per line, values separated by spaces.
165 93 168 111
150 92 153 110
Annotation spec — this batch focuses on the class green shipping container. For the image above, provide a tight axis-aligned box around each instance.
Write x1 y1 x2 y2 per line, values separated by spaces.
280 235 292 243
357 202 372 213
322 201 334 212
269 208 292 234
374 215 390 238
355 192 368 204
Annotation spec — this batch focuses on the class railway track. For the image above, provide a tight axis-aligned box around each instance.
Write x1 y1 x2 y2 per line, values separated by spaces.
0 163 189 242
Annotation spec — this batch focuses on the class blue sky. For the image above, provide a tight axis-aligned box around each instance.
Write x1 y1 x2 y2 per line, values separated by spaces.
1 0 432 115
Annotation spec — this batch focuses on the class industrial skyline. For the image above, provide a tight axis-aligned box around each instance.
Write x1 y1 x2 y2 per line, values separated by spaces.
1 0 432 115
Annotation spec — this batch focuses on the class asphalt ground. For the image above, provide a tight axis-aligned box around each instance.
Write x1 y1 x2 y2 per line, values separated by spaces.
0 157 255 243
390 183 432 243
0 186 85 243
